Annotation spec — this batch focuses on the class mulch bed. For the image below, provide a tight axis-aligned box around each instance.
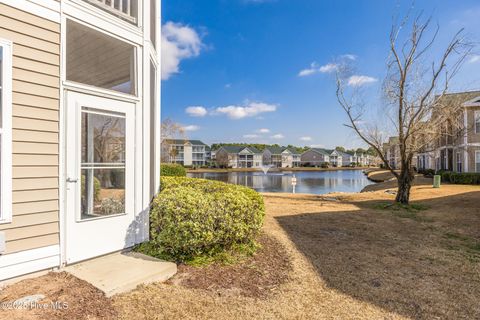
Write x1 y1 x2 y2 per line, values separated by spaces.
167 233 292 298
0 272 117 320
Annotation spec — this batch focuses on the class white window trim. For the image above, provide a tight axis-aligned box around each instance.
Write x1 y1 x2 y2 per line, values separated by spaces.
0 38 13 224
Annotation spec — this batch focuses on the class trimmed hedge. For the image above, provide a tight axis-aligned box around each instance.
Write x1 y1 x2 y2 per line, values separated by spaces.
160 163 186 177
418 168 436 177
146 177 265 262
440 171 480 185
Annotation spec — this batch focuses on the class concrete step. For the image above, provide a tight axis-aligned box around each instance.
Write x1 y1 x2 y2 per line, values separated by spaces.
64 251 177 297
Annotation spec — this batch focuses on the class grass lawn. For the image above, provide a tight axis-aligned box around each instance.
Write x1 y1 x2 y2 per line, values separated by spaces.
2 183 479 319
114 182 480 319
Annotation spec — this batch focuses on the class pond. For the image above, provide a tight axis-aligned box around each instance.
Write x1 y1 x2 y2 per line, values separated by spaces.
188 169 374 195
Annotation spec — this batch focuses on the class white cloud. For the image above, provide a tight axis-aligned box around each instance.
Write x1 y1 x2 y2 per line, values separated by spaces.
347 75 378 87
214 102 277 119
185 106 207 117
258 128 270 133
243 134 259 138
162 22 203 80
310 144 325 148
299 136 312 141
271 134 284 139
318 63 338 73
182 125 200 132
341 54 357 61
468 54 480 63
298 62 338 77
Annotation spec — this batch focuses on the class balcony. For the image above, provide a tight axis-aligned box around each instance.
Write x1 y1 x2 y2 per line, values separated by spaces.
84 0 138 24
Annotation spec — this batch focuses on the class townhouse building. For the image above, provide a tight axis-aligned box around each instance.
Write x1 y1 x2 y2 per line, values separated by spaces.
300 148 331 166
429 91 480 172
162 139 209 166
215 146 263 168
262 146 301 168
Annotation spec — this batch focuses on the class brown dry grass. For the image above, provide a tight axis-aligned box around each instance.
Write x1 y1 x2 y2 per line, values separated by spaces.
0 272 117 320
2 183 479 319
114 183 480 319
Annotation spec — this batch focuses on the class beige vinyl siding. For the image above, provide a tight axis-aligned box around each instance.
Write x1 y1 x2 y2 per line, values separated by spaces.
0 4 60 254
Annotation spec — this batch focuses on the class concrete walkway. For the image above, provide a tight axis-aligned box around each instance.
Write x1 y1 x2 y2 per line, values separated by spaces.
65 251 177 297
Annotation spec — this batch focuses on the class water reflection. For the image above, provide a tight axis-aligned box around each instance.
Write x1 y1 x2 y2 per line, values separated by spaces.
188 170 374 194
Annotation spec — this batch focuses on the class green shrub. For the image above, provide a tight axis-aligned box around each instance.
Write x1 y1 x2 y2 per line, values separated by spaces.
418 168 435 177
142 177 265 263
160 163 186 177
440 171 480 185
81 175 101 201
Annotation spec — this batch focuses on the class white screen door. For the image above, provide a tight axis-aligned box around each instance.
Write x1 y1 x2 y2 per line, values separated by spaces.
65 92 136 264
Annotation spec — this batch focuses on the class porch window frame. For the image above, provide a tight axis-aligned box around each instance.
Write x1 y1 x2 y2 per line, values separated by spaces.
64 17 140 98
0 38 13 224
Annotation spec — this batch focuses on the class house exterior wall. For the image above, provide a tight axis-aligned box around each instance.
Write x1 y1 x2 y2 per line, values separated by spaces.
466 107 480 144
0 3 60 255
281 152 293 168
253 154 262 168
262 150 272 165
0 3 61 280
300 150 327 165
467 147 480 172
183 144 193 166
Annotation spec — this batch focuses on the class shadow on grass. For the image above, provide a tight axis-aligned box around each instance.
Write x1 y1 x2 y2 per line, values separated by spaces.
275 190 480 319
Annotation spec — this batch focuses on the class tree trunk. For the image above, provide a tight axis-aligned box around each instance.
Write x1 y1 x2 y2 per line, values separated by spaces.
395 168 414 204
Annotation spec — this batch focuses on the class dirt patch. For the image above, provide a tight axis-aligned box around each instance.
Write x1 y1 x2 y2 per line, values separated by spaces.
166 233 292 298
362 175 433 192
366 169 397 182
0 272 117 320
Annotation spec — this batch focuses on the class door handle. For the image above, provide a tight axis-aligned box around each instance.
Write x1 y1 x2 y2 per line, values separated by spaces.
66 178 78 183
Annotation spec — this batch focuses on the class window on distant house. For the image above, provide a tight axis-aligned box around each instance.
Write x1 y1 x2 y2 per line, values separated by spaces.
475 111 480 134
66 20 137 95
456 152 462 173
0 39 12 223
476 151 480 173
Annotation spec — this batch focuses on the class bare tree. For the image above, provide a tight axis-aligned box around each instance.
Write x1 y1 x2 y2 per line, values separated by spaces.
160 118 186 163
335 13 473 204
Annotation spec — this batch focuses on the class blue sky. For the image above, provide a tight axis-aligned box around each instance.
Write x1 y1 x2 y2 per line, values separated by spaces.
161 0 480 149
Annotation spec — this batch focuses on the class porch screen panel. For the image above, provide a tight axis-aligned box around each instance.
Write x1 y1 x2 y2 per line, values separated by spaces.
81 107 126 220
66 20 136 95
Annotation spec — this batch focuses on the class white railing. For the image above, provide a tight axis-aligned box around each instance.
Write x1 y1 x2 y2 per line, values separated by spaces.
84 0 137 23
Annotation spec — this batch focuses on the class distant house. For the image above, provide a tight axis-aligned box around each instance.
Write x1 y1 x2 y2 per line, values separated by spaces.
330 150 354 167
263 146 301 168
300 148 332 166
162 139 209 166
383 137 401 169
215 146 263 168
